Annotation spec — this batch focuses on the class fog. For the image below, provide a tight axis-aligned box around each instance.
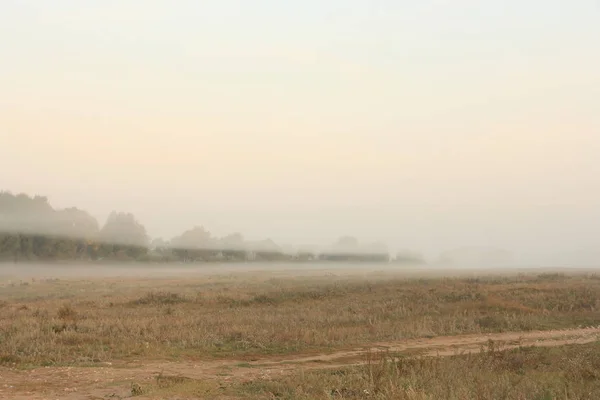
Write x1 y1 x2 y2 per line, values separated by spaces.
1 1 599 267
2 263 597 283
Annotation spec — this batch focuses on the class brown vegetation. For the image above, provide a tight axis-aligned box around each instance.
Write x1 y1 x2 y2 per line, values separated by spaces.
235 342 600 399
1 271 599 370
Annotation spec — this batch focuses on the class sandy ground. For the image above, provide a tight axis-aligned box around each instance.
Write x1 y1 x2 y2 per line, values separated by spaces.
1 327 599 400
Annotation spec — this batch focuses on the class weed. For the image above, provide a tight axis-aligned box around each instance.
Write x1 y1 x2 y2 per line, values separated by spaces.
131 382 144 396
0 354 20 365
57 304 78 320
129 291 189 306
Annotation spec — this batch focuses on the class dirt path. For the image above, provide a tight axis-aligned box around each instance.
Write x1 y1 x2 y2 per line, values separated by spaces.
1 327 599 399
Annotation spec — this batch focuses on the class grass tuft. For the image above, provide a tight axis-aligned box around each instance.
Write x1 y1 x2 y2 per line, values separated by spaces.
129 291 189 305
57 304 78 320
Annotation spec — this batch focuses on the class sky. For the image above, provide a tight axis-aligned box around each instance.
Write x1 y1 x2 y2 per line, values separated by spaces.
1 1 599 262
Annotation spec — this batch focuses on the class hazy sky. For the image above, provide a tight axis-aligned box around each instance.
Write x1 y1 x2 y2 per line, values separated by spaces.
1 1 599 260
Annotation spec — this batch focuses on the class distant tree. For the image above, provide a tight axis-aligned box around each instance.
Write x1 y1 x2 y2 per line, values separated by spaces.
151 237 169 250
320 236 390 262
334 236 359 250
99 211 148 247
147 238 173 261
54 207 100 238
0 192 53 216
219 233 246 261
170 226 217 262
171 226 214 249
220 232 244 249
320 236 360 261
0 233 21 261
0 191 156 261
0 191 55 235
245 238 287 261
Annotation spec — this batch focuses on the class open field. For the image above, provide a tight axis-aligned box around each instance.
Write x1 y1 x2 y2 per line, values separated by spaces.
1 264 600 399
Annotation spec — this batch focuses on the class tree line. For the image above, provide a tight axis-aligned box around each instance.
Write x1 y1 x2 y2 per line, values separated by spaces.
0 191 409 263
0 192 148 261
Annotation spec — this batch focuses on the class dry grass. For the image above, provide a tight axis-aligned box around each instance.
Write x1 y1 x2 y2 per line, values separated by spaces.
1 272 600 367
232 342 600 399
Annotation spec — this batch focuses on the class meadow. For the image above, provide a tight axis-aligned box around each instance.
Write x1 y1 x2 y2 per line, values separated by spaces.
1 266 599 399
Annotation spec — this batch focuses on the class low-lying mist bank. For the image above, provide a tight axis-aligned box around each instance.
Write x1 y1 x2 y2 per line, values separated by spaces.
1 261 599 280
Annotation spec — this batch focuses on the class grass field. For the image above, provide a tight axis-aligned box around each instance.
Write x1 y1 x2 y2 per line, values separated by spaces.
1 267 600 399
225 342 600 400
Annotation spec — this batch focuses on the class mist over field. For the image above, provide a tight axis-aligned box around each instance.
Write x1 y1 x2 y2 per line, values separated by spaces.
1 1 599 268
3 4 600 400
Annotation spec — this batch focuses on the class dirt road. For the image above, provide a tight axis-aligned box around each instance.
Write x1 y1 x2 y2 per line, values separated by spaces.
1 327 599 399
